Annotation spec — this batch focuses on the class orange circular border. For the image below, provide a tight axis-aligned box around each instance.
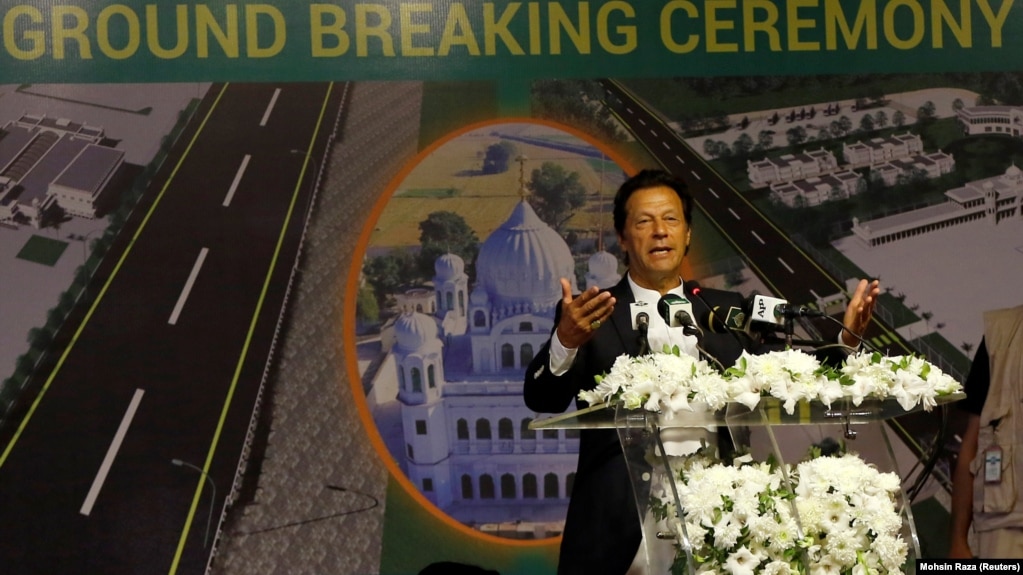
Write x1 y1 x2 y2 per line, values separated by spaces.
342 117 636 546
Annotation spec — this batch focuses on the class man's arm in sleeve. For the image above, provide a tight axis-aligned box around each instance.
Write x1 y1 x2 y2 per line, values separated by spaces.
523 280 615 414
524 302 584 413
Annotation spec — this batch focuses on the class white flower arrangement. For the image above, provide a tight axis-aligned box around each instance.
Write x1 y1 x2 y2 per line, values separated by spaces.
653 449 908 575
577 347 962 417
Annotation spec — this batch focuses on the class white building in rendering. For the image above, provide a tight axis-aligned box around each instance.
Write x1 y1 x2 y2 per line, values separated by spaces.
851 163 1023 248
369 199 619 537
842 133 924 167
770 170 862 207
871 151 955 187
0 113 123 227
956 105 1023 137
748 148 838 187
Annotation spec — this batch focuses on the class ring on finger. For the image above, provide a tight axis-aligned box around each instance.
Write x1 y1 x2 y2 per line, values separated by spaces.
590 319 601 330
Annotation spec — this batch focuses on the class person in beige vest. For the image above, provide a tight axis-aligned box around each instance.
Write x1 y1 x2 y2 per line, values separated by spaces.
949 304 1023 558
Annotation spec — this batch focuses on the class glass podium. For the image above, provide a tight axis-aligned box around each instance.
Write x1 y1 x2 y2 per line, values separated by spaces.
531 393 964 575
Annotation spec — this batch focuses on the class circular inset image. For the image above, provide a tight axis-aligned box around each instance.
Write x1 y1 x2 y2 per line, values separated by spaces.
347 119 632 541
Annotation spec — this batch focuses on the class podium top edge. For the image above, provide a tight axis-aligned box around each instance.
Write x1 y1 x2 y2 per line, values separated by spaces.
528 393 965 430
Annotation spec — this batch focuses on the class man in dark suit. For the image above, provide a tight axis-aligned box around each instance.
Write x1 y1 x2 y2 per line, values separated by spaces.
523 169 879 574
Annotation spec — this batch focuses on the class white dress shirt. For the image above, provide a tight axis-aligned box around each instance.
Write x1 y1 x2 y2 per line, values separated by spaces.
548 274 698 375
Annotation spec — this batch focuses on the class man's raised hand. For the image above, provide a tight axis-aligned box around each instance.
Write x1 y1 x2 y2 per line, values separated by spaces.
555 278 616 349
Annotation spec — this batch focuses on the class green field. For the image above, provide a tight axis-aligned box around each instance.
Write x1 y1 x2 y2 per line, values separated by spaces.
16 235 68 267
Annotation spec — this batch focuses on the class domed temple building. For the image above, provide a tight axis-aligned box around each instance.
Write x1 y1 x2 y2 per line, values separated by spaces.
362 199 620 539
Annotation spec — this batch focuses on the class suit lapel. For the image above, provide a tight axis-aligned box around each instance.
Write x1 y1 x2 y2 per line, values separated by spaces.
608 277 642 357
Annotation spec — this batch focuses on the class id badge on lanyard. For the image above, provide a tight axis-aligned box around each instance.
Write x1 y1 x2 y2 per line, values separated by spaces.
984 445 1003 484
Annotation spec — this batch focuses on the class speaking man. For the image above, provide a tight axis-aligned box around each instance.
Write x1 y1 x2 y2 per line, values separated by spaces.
524 169 879 574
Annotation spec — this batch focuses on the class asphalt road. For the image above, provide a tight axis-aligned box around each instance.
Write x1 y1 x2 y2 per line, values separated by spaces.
0 82 347 575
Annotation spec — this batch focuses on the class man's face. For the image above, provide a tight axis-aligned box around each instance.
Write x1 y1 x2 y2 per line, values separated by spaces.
617 185 691 293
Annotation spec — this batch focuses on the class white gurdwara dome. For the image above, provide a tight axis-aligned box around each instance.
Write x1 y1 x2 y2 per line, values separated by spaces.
394 312 438 352
434 252 465 281
585 250 620 289
476 200 576 308
588 251 618 278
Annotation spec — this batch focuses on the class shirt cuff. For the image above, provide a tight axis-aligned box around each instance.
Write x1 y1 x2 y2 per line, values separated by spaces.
839 328 860 350
549 331 578 376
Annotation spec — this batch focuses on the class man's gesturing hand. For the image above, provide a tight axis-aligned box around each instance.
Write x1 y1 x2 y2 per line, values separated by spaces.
842 278 880 348
555 278 616 349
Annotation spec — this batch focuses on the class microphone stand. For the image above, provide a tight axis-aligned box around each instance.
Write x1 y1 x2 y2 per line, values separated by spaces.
783 315 795 349
637 324 650 355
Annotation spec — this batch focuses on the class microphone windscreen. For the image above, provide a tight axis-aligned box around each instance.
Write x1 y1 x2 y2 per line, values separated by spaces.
630 302 651 330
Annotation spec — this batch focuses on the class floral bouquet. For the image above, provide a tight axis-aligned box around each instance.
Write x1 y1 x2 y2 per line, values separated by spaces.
579 347 952 575
578 347 962 418
652 448 909 575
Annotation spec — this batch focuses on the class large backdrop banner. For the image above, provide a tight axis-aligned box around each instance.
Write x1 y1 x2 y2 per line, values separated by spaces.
2 1 1022 80
1 1 1022 575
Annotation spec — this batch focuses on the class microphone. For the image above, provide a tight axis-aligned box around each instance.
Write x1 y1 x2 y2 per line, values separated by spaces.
777 304 827 319
748 293 789 327
700 305 746 333
747 293 825 327
686 280 745 334
657 294 701 338
631 301 651 355
631 301 651 331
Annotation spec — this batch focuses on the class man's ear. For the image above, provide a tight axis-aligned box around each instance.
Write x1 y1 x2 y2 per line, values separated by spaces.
684 230 692 255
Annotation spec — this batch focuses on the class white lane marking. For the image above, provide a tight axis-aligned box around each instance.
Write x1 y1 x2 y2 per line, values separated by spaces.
810 289 821 302
708 188 720 199
259 88 281 127
169 248 209 325
81 389 145 516
778 258 795 274
691 171 701 181
751 230 765 244
675 155 685 165
626 107 633 114
662 141 670 150
222 155 251 207
638 118 646 126
728 208 740 220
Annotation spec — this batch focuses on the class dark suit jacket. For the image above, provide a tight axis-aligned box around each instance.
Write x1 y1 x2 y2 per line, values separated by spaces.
523 276 753 575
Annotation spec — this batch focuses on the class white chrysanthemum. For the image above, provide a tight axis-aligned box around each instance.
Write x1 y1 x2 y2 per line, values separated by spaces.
871 532 909 572
796 497 825 532
686 521 708 546
713 515 743 550
766 514 801 555
689 371 731 410
824 525 867 566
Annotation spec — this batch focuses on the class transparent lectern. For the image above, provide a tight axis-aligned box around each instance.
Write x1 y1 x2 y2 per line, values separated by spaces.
530 394 963 575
